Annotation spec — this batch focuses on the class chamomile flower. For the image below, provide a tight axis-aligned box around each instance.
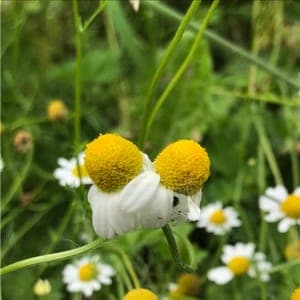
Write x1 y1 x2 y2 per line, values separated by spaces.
259 185 300 232
196 202 241 235
62 256 115 297
120 140 210 222
54 152 92 188
208 243 271 285
85 134 173 239
47 99 68 121
291 287 300 300
123 288 158 300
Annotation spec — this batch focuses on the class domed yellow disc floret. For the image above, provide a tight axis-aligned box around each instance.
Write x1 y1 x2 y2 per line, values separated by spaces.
154 140 210 195
85 134 142 192
123 288 158 300
291 287 300 300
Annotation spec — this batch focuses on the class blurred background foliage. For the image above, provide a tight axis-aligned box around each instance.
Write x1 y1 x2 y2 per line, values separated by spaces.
1 0 300 299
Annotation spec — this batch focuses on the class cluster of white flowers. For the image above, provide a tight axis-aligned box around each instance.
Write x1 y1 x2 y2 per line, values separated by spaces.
208 243 272 285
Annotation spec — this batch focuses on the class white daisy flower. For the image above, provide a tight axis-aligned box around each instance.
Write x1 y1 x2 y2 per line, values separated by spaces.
208 243 272 285
85 134 174 239
196 202 241 235
259 185 300 233
62 256 115 297
120 140 210 223
54 152 92 188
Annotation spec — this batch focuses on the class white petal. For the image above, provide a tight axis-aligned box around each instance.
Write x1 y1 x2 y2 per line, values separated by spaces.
278 218 295 233
294 187 300 196
208 267 233 285
120 171 160 213
187 196 201 221
265 186 287 201
139 185 173 228
58 158 74 169
259 196 280 212
264 210 284 222
88 186 116 239
142 153 153 171
170 193 190 222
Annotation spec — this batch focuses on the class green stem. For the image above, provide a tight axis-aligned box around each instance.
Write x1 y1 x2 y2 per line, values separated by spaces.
291 147 299 188
2 147 34 211
212 89 300 107
106 245 140 289
1 201 59 260
143 1 300 90
37 202 75 276
138 0 201 148
269 259 300 274
162 225 194 273
253 115 283 186
143 0 219 145
0 239 105 276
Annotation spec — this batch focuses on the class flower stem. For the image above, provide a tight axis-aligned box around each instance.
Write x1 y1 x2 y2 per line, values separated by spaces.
0 239 105 275
105 245 140 289
162 225 194 273
138 0 202 148
142 0 219 145
253 114 283 186
269 259 300 274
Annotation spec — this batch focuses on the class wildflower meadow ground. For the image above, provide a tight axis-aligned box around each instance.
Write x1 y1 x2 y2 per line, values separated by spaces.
1 0 300 299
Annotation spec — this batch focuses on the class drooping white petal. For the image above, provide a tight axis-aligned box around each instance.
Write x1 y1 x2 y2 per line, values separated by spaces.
139 185 173 228
207 267 233 285
88 185 117 239
120 171 160 213
264 210 284 222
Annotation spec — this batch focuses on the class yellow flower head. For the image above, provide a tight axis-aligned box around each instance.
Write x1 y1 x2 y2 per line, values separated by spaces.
123 288 158 300
285 241 300 260
154 140 210 195
85 134 143 192
47 99 68 121
227 256 250 275
175 273 201 296
291 287 300 300
33 279 51 296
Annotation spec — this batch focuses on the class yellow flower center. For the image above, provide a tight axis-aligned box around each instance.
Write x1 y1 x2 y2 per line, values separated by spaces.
154 140 210 195
291 287 300 300
280 194 300 219
85 134 142 192
123 288 158 300
79 263 98 282
227 256 250 275
210 209 227 224
47 100 68 121
72 164 89 178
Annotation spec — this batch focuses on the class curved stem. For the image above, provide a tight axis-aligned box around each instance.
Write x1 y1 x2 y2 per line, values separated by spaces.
138 0 201 148
0 239 105 275
162 225 194 273
106 245 140 289
143 0 219 145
